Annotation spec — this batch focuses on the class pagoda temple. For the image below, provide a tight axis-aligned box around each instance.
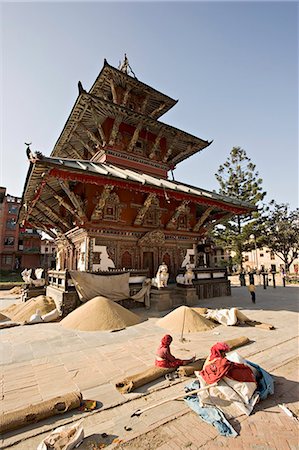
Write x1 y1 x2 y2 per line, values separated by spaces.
19 58 254 284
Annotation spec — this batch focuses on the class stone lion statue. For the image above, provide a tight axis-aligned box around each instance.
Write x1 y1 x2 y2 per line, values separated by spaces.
153 262 169 289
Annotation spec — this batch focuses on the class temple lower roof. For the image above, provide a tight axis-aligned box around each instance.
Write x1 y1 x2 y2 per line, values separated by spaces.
19 156 255 231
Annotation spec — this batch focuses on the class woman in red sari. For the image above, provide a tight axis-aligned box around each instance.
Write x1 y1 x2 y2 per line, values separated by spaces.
200 342 256 385
155 335 195 368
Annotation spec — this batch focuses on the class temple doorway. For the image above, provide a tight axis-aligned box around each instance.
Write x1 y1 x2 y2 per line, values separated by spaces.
143 251 154 278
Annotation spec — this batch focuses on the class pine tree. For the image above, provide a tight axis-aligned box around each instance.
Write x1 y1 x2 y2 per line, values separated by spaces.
213 147 266 270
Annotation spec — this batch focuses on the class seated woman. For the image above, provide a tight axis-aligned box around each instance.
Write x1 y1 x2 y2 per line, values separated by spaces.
201 342 256 385
155 334 195 368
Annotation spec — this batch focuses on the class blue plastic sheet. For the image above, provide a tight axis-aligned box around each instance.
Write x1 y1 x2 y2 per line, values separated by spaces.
184 380 238 437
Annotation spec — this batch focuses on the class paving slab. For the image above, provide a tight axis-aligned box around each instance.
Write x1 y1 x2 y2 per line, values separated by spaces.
0 286 298 449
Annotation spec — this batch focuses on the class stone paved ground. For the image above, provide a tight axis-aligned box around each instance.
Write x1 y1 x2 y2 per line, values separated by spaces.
0 284 298 449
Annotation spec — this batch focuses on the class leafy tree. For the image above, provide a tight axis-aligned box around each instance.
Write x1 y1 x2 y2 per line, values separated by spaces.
212 147 266 269
260 202 299 273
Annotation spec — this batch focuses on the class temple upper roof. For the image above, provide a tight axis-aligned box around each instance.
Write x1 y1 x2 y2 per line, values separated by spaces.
50 59 212 173
90 59 178 119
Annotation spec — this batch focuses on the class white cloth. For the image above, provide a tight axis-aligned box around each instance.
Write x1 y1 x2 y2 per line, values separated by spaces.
204 308 250 326
196 351 258 418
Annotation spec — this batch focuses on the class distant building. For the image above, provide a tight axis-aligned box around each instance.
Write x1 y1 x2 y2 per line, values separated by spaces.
0 187 21 270
207 242 298 274
242 247 298 274
0 187 42 270
40 238 57 269
18 227 42 269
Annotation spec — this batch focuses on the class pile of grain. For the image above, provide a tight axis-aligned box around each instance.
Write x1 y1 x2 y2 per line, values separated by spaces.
7 296 56 322
157 305 217 333
61 296 141 332
0 303 21 318
9 286 23 295
0 312 10 321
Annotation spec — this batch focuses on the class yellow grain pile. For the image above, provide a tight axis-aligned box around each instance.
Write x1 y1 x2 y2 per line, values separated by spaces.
0 303 22 318
7 296 56 322
9 286 23 295
0 312 10 321
61 296 141 332
157 305 217 333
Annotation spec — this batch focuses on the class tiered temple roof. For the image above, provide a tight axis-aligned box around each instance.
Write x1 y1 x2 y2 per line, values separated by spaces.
19 58 255 242
50 59 212 176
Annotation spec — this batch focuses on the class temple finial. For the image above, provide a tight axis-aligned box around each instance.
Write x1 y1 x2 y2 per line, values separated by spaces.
118 54 137 79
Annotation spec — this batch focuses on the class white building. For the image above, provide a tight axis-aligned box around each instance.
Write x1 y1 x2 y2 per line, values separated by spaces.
40 239 57 269
242 246 298 274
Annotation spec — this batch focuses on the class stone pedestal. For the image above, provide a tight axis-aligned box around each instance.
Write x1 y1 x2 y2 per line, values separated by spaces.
150 285 198 311
175 285 198 306
150 287 173 311
46 286 79 317
21 287 46 302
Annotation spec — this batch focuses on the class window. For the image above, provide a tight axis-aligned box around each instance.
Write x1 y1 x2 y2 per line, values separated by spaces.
2 255 12 265
121 251 132 268
260 253 264 257
270 251 275 260
93 252 101 264
145 210 155 225
52 248 55 253
143 198 161 228
8 205 18 214
134 140 144 155
178 215 187 229
6 218 16 229
105 205 115 219
45 247 49 253
4 237 14 246
244 255 249 262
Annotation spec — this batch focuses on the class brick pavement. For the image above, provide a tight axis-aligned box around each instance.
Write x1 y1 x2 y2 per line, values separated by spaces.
0 285 298 449
109 358 298 450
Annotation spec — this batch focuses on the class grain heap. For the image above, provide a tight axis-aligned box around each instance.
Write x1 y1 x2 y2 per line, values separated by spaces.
157 305 217 333
0 312 10 321
5 296 56 322
61 296 141 332
9 286 23 295
0 303 20 317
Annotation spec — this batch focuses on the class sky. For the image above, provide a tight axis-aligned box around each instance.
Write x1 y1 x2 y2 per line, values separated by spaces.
1 1 298 210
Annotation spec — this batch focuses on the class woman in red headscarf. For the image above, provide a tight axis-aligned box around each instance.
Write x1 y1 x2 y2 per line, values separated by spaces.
155 335 195 368
200 342 256 385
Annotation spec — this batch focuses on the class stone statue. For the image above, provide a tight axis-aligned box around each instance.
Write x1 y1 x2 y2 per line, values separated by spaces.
184 263 195 285
154 262 169 289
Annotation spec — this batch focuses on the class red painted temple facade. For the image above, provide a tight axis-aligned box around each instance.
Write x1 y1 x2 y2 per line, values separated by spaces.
19 59 254 282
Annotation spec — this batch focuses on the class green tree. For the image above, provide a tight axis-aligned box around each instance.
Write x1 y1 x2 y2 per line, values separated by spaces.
260 202 299 273
213 147 266 270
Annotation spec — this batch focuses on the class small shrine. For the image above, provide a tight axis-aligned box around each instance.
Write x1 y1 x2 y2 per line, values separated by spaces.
19 57 254 309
